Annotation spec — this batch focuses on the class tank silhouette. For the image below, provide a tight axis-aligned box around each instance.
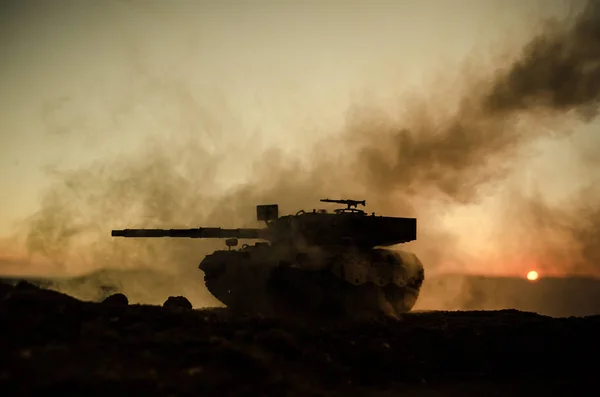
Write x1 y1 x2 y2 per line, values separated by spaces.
111 199 424 318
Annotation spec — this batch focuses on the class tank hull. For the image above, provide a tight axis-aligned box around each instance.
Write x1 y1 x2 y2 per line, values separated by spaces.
199 244 424 319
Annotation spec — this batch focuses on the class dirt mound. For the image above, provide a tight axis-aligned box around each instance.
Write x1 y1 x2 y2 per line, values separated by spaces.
0 281 598 396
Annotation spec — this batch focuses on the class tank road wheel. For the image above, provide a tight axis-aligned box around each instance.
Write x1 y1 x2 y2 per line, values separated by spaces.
382 284 420 318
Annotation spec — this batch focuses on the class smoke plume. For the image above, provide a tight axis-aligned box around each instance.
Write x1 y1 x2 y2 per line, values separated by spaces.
4 1 600 309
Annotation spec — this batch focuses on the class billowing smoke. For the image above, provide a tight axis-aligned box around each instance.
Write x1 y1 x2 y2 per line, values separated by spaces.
485 1 600 116
356 0 600 199
4 1 600 309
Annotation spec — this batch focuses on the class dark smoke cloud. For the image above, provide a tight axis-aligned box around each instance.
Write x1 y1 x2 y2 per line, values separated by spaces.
5 1 600 307
485 0 600 116
352 0 600 203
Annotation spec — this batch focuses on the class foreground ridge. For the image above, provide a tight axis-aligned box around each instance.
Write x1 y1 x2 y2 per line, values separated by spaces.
1 281 599 396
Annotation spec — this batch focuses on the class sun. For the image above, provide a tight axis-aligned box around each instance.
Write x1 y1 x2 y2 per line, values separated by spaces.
526 270 539 281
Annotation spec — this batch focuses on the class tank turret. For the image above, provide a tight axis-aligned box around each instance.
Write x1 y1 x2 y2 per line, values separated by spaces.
111 199 424 319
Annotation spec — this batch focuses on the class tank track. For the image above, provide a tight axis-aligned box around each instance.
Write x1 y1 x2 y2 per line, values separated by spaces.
202 258 423 319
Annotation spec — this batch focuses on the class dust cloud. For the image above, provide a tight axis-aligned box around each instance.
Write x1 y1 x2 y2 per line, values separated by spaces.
4 1 600 310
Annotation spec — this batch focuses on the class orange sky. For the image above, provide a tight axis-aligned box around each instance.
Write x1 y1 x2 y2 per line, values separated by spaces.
1 0 599 279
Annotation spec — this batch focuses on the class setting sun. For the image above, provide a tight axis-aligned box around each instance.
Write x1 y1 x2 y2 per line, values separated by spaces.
527 270 539 281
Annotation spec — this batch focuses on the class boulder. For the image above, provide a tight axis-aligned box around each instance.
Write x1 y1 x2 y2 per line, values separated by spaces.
163 296 193 310
102 293 129 305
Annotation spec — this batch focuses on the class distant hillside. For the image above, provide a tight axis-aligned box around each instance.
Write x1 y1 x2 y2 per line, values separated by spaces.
417 274 600 317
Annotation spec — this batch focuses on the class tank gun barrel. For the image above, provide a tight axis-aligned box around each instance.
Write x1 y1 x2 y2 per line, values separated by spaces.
320 198 366 208
111 227 267 239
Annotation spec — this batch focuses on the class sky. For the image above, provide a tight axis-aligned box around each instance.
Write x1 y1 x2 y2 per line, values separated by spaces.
1 0 599 283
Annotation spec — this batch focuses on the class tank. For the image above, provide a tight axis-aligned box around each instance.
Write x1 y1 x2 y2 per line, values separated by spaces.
111 199 424 319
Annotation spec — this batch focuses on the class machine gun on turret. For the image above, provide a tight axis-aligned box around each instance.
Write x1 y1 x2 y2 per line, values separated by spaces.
320 198 366 214
320 198 365 208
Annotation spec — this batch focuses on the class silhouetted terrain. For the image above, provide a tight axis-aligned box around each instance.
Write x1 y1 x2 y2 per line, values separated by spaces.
3 269 600 317
1 280 598 396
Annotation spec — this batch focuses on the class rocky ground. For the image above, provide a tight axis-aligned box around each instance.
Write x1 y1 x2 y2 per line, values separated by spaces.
1 281 599 396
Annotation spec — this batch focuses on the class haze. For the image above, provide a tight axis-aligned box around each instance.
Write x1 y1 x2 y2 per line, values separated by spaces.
1 0 599 298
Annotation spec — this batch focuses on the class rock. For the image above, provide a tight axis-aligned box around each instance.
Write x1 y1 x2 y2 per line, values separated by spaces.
163 296 192 310
102 293 129 306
